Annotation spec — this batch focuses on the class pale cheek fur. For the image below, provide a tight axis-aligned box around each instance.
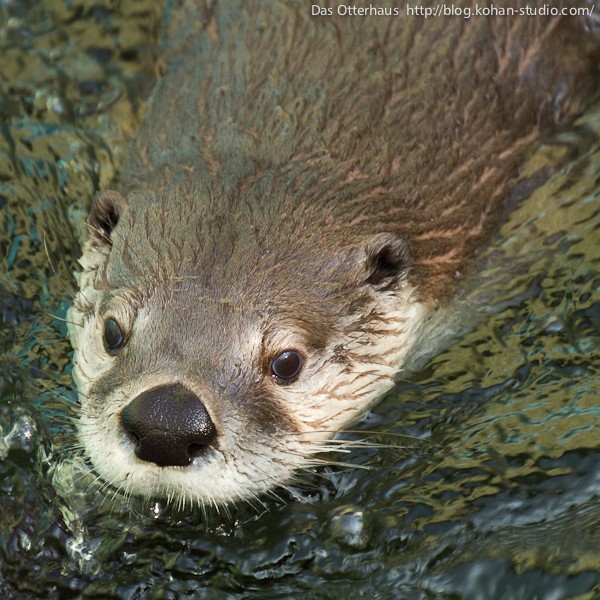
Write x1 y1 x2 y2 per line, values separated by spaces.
68 258 110 402
283 292 428 436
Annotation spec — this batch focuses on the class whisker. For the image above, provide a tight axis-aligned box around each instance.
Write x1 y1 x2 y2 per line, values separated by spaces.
306 456 373 471
45 311 84 329
42 233 77 292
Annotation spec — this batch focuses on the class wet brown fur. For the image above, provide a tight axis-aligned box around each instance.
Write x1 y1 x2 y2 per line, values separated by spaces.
105 0 600 302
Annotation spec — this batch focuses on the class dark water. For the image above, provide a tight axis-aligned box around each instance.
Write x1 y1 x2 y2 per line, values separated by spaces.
1 2 599 598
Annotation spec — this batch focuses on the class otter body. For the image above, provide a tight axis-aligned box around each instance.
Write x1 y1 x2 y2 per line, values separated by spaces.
69 1 600 506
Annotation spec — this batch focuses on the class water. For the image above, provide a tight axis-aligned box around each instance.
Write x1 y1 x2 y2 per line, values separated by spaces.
1 2 599 598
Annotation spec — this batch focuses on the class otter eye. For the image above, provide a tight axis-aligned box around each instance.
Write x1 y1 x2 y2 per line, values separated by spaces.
271 350 302 381
103 318 125 352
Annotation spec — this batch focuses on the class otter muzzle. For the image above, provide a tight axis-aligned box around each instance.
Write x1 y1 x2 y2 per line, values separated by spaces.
120 384 217 467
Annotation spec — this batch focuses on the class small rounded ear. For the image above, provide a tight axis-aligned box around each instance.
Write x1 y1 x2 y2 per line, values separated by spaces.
87 190 127 247
364 232 410 290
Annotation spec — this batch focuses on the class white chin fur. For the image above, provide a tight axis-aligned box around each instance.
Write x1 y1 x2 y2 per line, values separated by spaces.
78 411 306 508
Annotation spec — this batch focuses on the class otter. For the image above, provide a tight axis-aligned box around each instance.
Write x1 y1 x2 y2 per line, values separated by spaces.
68 0 600 507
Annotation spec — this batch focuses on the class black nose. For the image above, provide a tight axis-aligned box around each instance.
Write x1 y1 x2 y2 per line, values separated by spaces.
120 384 217 467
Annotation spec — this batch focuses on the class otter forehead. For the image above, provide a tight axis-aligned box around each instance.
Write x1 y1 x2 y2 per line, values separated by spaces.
102 179 376 313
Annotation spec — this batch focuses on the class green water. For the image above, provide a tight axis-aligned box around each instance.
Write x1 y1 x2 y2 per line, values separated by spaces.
1 1 599 598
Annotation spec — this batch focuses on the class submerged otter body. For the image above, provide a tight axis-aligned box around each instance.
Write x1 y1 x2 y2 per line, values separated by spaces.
68 1 600 506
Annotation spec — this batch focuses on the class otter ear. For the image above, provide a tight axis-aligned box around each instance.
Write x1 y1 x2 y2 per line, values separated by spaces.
363 233 410 290
87 190 128 247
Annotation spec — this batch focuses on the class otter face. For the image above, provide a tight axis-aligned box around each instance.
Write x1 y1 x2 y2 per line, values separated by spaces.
68 189 429 507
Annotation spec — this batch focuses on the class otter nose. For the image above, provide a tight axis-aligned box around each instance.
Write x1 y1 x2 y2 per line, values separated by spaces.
120 384 217 467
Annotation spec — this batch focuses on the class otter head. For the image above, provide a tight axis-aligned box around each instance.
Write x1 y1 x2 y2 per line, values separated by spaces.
67 186 429 507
